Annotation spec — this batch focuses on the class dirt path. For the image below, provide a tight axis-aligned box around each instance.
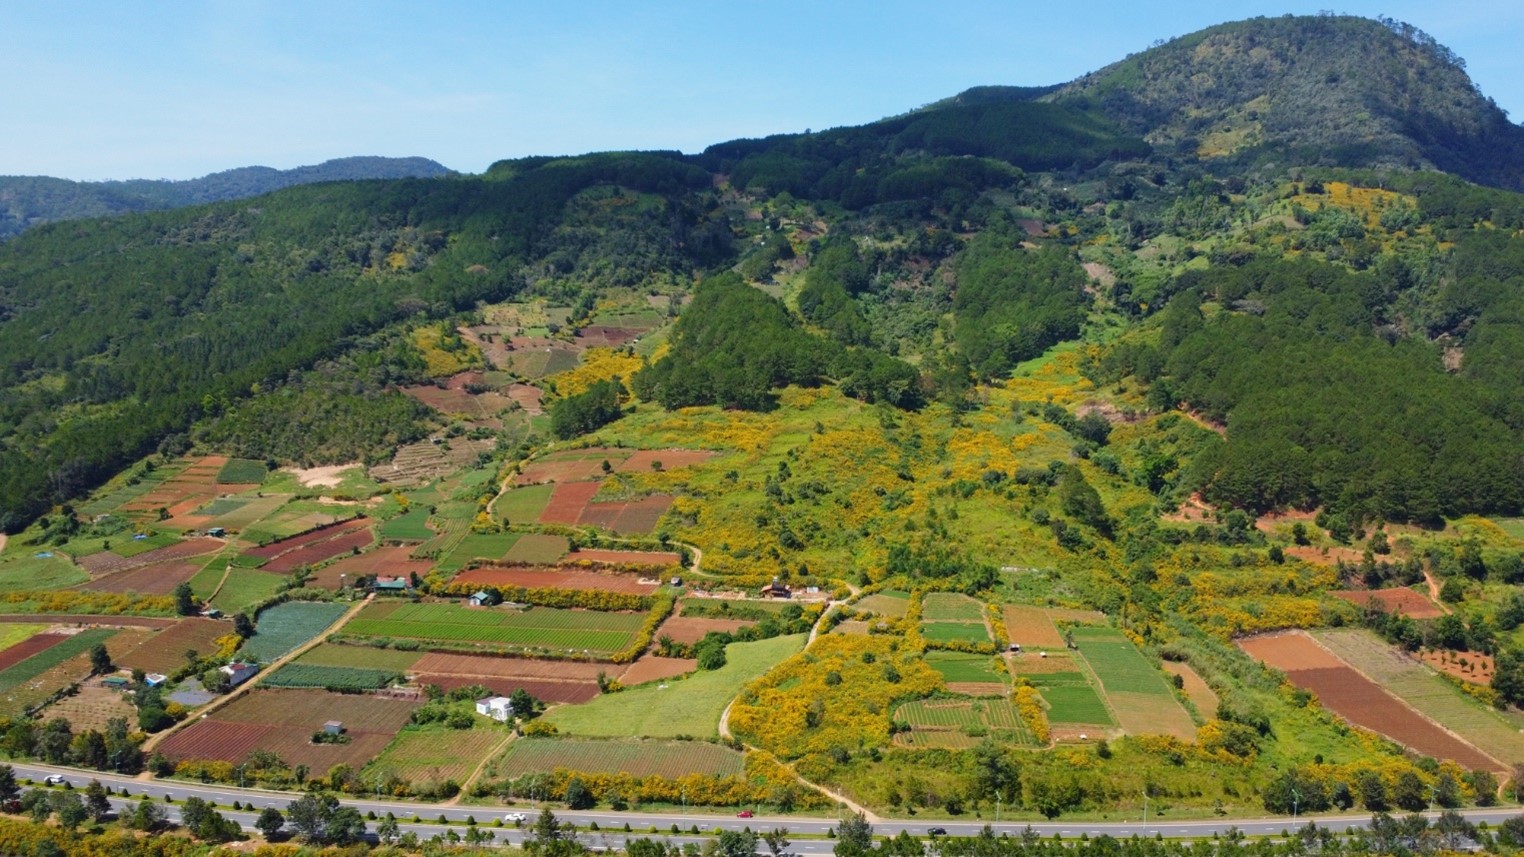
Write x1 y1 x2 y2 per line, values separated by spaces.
203 564 235 605
806 584 859 647
140 594 375 760
1422 569 1451 613
449 731 516 804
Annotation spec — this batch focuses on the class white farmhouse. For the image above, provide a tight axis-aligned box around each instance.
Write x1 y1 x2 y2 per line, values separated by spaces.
475 695 514 721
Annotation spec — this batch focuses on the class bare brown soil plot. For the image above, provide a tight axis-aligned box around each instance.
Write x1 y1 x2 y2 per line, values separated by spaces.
576 326 642 347
1008 652 1081 675
604 495 671 534
615 449 717 473
619 656 695 686
1004 605 1065 648
538 482 603 524
518 456 628 486
1292 545 1369 566
417 674 599 703
1108 690 1197 741
117 618 232 674
1419 649 1495 684
410 653 606 681
309 546 434 590
654 616 753 645
1163 662 1219 715
82 560 201 595
39 682 137 732
0 633 69 671
262 528 375 574
246 519 369 559
947 682 1007 697
832 620 871 636
507 383 543 415
452 566 657 595
564 549 680 568
1332 588 1445 619
1239 631 1500 771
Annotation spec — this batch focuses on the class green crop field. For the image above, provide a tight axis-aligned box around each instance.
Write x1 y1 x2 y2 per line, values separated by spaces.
502 533 568 564
295 643 423 672
210 569 284 614
344 601 645 653
263 663 401 690
921 622 992 644
1070 627 1175 694
196 498 248 517
893 698 1036 745
492 736 742 780
1041 683 1115 725
921 593 985 622
544 634 805 737
380 508 433 541
495 485 555 525
1315 628 1524 764
855 591 910 618
369 727 507 784
437 533 522 573
0 552 87 593
113 531 180 558
0 629 116 693
216 458 269 484
239 601 350 662
926 651 1008 684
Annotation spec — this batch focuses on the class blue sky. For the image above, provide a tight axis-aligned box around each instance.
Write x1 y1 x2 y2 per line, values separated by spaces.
4 1 1523 181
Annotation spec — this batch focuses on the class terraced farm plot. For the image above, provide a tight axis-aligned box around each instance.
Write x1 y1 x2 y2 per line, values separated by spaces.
619 656 695 686
655 615 753 645
0 629 148 716
1313 629 1524 766
494 485 555 524
922 593 985 621
1164 662 1218 716
516 449 632 485
1241 631 1503 771
345 602 645 654
209 569 284 614
0 629 117 694
158 688 418 770
380 508 433 541
82 559 203 595
217 459 269 484
855 591 910 618
436 533 522 573
491 737 742 779
1070 627 1194 739
204 494 287 532
368 727 507 784
1331 588 1445 619
580 495 673 535
1040 683 1115 725
239 601 350 663
921 622 992 644
502 534 570 565
925 651 1008 684
1004 605 1065 648
118 618 232 674
245 519 370 559
615 449 717 473
261 528 375 574
538 482 603 524
308 546 434 590
294 643 423 672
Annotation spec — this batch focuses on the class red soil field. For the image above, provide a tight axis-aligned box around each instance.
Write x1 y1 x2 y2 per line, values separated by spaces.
117 618 232 674
615 449 716 473
1331 588 1445 619
451 566 657 595
563 549 681 568
1239 631 1500 771
308 546 434 589
575 495 673 535
654 616 753 645
0 633 69 671
245 519 368 559
1289 545 1368 566
507 384 544 415
158 688 417 769
410 653 605 681
538 482 604 524
261 528 375 574
79 538 224 576
0 615 177 628
1419 649 1495 684
576 326 643 347
518 456 628 486
618 656 696 686
82 560 201 595
416 674 599 704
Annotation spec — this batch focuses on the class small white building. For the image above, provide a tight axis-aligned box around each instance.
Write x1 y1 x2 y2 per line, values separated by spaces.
475 696 514 721
144 673 167 688
221 662 259 687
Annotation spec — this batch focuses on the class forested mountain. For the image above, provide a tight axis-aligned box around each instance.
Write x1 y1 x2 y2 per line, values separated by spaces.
1050 15 1524 188
0 156 452 239
5 13 1524 535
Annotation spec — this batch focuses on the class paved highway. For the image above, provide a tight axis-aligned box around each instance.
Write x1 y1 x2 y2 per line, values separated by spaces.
13 762 1523 849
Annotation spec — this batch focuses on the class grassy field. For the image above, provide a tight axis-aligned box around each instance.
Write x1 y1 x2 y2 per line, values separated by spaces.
502 534 569 564
380 509 433 541
1071 627 1174 694
490 736 743 779
344 602 645 653
210 569 284 614
922 593 985 622
1315 628 1524 764
495 485 555 525
925 651 1007 684
921 622 992 644
1041 683 1115 725
0 551 88 593
543 634 805 737
239 601 350 663
216 459 269 484
855 591 909 618
437 533 522 573
368 727 507 785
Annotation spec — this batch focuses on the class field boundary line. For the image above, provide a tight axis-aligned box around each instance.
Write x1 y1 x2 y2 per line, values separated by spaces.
448 731 517 805
140 593 374 759
203 563 235 604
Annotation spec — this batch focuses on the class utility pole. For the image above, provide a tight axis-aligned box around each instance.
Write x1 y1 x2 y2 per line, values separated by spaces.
1143 790 1149 835
1292 787 1300 821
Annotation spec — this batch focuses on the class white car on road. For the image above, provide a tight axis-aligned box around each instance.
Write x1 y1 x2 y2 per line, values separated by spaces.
504 812 528 824
43 775 65 785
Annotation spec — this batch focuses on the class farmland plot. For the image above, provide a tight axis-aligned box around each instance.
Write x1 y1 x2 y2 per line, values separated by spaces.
1070 626 1194 739
892 698 1036 747
452 566 657 595
118 618 231 674
492 737 742 779
158 688 417 770
855 591 910 618
239 601 350 663
367 727 506 784
345 602 645 654
407 651 603 702
1003 605 1065 648
922 593 985 622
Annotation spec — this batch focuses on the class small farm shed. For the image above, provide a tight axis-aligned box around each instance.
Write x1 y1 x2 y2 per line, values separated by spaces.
322 720 344 736
221 662 259 687
469 590 500 607
475 696 514 721
374 576 410 593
